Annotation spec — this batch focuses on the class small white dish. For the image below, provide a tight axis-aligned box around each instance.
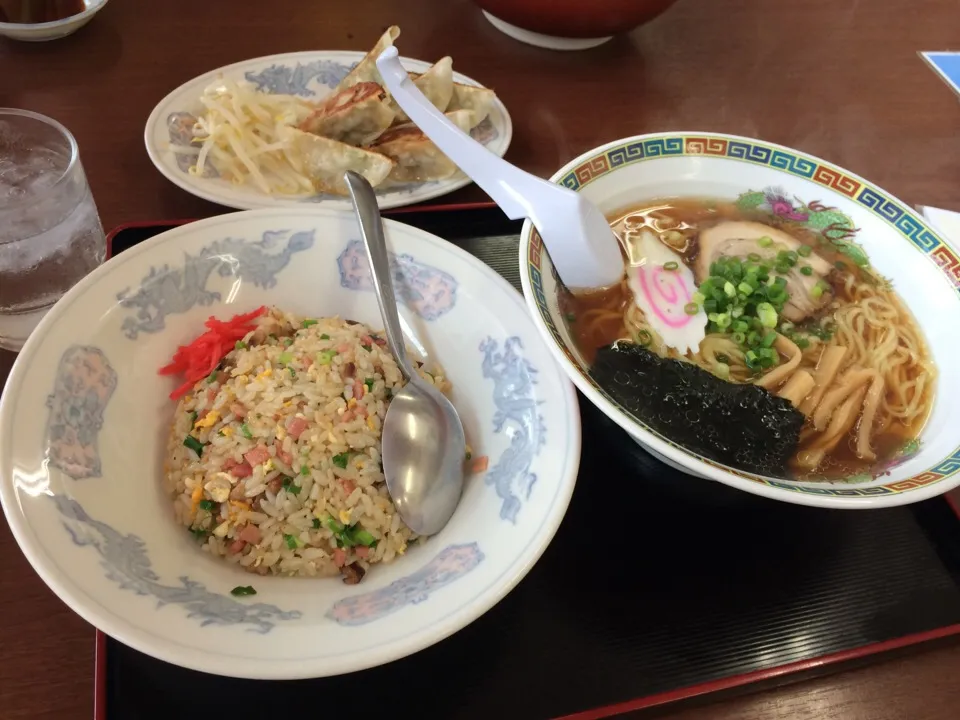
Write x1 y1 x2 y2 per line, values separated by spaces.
0 208 578 678
144 52 513 211
0 0 108 41
519 131 960 509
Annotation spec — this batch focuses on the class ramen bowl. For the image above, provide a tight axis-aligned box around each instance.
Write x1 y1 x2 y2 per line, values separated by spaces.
0 208 580 678
519 131 960 508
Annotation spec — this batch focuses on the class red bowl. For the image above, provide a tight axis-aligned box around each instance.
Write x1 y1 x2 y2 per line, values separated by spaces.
474 0 679 40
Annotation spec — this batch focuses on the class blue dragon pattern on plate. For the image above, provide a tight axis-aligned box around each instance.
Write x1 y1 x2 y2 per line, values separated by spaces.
244 60 353 96
53 495 301 633
480 337 546 523
116 229 314 339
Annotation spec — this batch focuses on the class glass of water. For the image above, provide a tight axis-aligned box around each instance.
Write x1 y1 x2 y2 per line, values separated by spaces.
0 108 106 351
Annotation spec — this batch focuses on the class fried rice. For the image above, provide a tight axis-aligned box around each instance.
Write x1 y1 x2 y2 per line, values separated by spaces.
163 308 450 584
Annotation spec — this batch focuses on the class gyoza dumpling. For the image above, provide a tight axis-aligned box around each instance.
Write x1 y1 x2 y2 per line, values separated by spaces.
370 110 473 183
447 82 496 127
335 26 400 91
389 57 454 124
281 126 393 196
299 82 395 146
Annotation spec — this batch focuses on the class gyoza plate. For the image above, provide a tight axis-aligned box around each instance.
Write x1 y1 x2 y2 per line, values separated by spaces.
144 51 512 210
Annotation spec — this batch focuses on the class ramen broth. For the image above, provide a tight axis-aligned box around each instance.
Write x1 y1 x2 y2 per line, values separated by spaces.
564 198 936 481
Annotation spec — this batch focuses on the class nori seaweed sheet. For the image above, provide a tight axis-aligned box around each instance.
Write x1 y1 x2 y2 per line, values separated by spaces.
590 343 804 477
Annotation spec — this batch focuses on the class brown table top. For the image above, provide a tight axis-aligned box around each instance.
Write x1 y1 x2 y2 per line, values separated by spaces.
3 0 960 717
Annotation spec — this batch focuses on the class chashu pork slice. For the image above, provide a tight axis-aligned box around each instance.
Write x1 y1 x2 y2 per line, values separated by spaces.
694 221 833 322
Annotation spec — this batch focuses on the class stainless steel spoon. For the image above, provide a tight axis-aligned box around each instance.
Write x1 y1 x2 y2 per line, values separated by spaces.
344 170 467 536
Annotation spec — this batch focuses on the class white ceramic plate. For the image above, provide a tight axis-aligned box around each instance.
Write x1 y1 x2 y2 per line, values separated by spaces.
144 52 513 210
0 208 578 678
519 131 960 508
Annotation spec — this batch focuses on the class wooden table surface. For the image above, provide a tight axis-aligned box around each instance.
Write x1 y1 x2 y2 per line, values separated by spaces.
2 0 959 718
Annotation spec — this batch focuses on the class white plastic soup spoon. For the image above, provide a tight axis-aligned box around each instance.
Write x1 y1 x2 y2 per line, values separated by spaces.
376 46 624 292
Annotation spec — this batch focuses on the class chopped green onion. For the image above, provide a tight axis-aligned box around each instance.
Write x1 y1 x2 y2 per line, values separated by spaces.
715 313 731 329
636 329 652 347
206 369 218 384
732 331 746 345
810 282 825 299
302 319 318 328
235 340 247 350
190 527 209 540
300 464 310 477
317 350 336 365
758 236 773 248
240 423 253 439
364 377 375 391
663 261 679 271
724 281 736 297
183 435 205 456
732 320 749 333
767 287 787 304
684 302 699 316
332 452 349 469
361 344 372 352
737 281 753 296
189 410 198 424
747 253 761 262
779 321 795 333
692 292 705 305
762 331 777 348
565 312 576 322
757 302 778 328
278 351 293 365
283 533 300 549
348 527 377 547
320 333 330 340
281 477 301 496
797 245 812 257
745 350 759 367
324 515 344 533
800 265 813 276
834 261 847 271
703 298 718 313
198 499 216 512
283 337 294 347
775 262 791 274
312 518 321 529
322 515 357 548
795 336 811 349
784 250 798 265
